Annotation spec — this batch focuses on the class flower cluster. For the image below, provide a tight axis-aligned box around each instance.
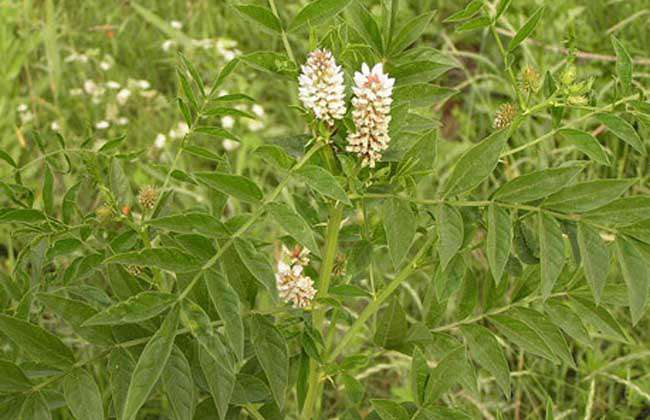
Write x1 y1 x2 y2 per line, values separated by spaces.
493 103 517 130
138 185 159 210
275 245 316 309
346 63 395 168
298 49 346 125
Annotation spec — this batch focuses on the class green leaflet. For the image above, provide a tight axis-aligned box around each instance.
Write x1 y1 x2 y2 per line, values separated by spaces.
577 223 610 302
82 291 176 326
437 204 464 270
442 129 509 197
267 202 320 255
493 166 582 203
383 197 416 268
63 368 103 420
543 179 635 213
539 213 565 299
615 237 649 325
487 203 512 283
289 0 353 31
105 247 204 273
0 360 32 393
250 314 289 410
0 315 75 370
205 270 245 360
122 306 179 420
195 171 263 203
461 324 511 396
162 347 195 420
372 399 410 420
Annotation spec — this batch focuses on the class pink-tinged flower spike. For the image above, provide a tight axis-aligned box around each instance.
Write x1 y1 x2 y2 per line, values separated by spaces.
275 245 316 309
298 49 347 124
346 63 395 168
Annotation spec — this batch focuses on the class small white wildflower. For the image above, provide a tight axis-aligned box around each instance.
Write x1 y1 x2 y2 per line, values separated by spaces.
96 120 110 130
99 61 112 71
83 80 97 95
106 81 121 89
154 133 167 149
346 63 395 168
19 111 34 124
221 116 235 129
169 122 190 139
139 90 157 99
64 53 88 63
162 39 176 52
247 120 264 132
51 121 60 131
298 49 346 124
222 139 239 152
116 88 131 105
251 104 265 118
17 104 28 113
170 20 183 29
275 245 316 309
218 89 229 97
116 117 129 126
135 80 151 90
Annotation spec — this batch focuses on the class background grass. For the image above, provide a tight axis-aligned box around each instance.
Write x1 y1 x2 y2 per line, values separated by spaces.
1 0 649 418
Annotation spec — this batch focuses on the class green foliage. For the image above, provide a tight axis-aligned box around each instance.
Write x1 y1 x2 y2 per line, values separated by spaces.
1 0 649 419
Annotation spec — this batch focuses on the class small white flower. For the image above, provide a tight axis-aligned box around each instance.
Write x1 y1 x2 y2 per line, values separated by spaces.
169 122 190 139
298 49 347 124
106 81 121 89
346 63 395 168
64 53 88 64
116 88 131 105
221 115 235 129
136 80 151 90
116 117 129 126
275 245 316 309
222 139 239 152
162 39 176 52
251 104 265 118
247 120 264 132
96 120 110 130
83 80 97 95
99 61 112 71
17 104 28 113
51 121 60 131
170 20 183 29
19 111 34 124
139 90 157 99
154 133 167 149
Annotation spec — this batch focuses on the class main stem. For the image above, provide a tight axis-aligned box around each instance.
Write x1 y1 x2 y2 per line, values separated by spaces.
327 235 435 362
302 204 343 418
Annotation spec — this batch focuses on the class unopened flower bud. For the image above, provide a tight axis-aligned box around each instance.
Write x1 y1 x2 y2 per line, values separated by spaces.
493 103 517 130
138 185 158 210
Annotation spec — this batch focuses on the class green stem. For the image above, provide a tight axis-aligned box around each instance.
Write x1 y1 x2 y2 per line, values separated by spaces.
268 0 296 64
502 94 639 157
432 292 568 333
490 24 526 110
176 142 325 302
327 234 435 363
301 204 344 418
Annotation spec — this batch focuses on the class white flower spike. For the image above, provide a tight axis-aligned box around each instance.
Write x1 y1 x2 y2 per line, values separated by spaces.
298 49 346 125
346 63 395 168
